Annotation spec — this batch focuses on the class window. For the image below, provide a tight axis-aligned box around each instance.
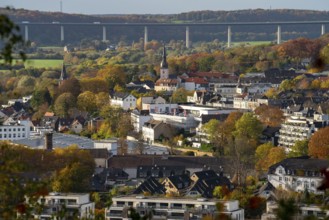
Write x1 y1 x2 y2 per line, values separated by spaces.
279 169 283 174
8 129 11 132
297 180 301 186
311 181 315 187
279 177 282 181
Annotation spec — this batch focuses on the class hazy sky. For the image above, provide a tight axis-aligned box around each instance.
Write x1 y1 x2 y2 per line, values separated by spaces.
2 0 329 14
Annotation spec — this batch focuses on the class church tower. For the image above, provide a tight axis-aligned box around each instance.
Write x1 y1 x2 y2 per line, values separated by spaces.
160 45 169 79
59 62 68 86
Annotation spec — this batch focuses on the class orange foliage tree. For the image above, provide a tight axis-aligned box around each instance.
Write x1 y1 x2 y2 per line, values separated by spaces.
308 127 329 159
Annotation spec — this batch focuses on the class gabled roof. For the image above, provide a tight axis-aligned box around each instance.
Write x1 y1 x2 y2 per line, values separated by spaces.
111 92 132 99
155 78 178 85
184 77 208 84
189 176 232 198
165 174 191 190
192 170 218 180
268 157 329 174
134 177 165 195
143 119 163 129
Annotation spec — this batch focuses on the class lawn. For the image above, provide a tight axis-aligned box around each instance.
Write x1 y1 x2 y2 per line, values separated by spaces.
11 59 63 68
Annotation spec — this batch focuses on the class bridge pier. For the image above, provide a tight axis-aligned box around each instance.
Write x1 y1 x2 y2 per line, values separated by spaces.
227 26 232 48
24 25 29 41
144 26 148 50
321 24 326 35
277 25 281 44
102 26 107 42
60 25 64 42
186 26 190 48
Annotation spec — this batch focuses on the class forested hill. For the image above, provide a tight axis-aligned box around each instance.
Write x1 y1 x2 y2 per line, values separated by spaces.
3 8 329 23
2 8 329 45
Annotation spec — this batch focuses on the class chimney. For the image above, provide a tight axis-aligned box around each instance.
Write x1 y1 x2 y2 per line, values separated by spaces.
44 132 53 151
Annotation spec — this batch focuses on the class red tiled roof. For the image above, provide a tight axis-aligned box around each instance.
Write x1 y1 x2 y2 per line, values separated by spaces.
185 77 208 84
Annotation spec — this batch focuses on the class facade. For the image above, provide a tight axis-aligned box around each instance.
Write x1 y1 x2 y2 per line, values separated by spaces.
262 201 329 220
105 196 244 220
31 192 95 220
267 157 329 195
110 92 137 110
0 120 30 141
142 119 173 143
278 110 329 148
150 113 198 131
131 109 152 132
94 139 118 155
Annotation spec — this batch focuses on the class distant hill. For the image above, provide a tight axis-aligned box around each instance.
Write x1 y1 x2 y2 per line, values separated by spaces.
2 8 329 45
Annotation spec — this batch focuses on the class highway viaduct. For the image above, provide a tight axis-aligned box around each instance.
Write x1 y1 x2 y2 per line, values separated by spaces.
19 21 329 48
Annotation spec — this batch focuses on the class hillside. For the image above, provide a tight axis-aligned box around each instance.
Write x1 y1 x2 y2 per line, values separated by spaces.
2 8 329 45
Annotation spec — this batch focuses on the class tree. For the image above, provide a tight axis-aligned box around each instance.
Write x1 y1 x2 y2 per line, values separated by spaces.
80 78 108 93
288 140 308 158
54 92 76 117
308 127 329 159
30 88 52 109
254 105 284 127
234 112 263 140
58 77 81 98
276 198 298 220
77 91 97 114
171 88 191 103
96 92 110 109
255 142 274 171
0 9 26 65
97 65 126 90
202 119 226 155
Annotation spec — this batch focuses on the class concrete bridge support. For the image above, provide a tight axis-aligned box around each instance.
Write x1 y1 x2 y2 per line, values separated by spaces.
186 26 190 48
24 25 29 41
321 24 326 35
144 26 148 49
102 26 107 42
277 25 281 44
227 26 232 48
60 25 64 42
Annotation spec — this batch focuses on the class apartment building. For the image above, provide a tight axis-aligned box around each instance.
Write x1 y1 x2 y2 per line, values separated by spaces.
0 120 30 141
105 196 244 220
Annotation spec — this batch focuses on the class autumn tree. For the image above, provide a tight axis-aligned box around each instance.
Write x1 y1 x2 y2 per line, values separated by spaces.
77 91 97 114
54 92 77 117
255 142 274 171
80 77 108 93
234 112 263 141
57 77 81 98
288 140 309 158
171 88 192 103
97 65 126 90
308 127 329 159
254 105 284 127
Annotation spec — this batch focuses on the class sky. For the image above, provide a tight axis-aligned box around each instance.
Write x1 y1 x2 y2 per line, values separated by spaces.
1 0 329 15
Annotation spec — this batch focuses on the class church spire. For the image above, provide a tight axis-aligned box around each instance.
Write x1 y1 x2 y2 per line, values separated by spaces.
59 62 68 85
160 45 168 69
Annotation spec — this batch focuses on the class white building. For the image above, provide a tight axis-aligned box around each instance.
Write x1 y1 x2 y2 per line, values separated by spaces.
268 157 329 195
105 196 244 220
110 92 136 110
131 109 151 132
262 201 329 220
278 110 329 148
151 113 198 131
94 139 118 155
0 120 30 141
31 192 95 220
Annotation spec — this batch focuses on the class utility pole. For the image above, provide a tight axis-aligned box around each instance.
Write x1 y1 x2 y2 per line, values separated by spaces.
60 1 63 13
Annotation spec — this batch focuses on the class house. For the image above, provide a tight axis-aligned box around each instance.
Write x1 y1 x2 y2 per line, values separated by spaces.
267 156 329 195
0 120 30 141
162 174 191 196
40 115 59 131
92 168 129 191
105 196 244 220
94 139 118 156
85 148 110 168
187 170 234 198
131 109 151 132
133 177 166 195
262 200 329 220
70 118 84 133
58 117 74 132
142 119 174 143
107 155 234 180
30 192 94 219
181 77 208 91
110 92 137 110
137 165 186 179
154 78 179 92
